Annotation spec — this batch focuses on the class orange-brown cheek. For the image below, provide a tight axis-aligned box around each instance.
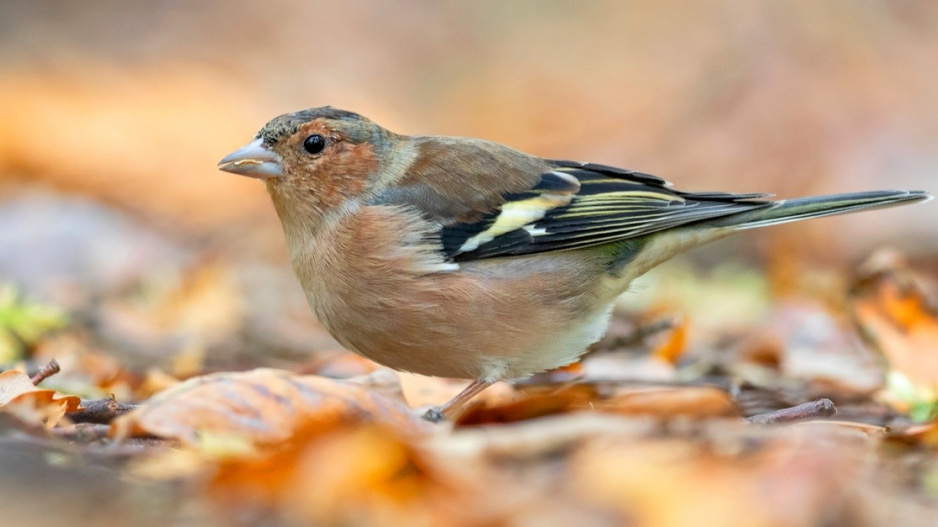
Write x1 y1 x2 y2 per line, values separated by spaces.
311 142 377 209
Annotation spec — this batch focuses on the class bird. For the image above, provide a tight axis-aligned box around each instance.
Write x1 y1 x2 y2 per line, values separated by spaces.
218 106 931 421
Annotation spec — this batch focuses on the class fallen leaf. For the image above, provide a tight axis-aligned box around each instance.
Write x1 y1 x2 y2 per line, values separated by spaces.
794 420 888 437
206 422 473 527
456 384 597 425
308 350 383 378
138 368 181 400
595 386 739 418
651 315 688 365
850 251 938 420
573 425 874 527
0 369 80 427
457 384 738 425
888 421 938 447
281 425 453 525
110 369 430 447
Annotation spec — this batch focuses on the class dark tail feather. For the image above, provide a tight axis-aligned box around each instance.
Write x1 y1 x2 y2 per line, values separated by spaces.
705 190 932 230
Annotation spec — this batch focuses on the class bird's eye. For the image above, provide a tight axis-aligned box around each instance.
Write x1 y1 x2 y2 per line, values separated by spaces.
303 134 327 154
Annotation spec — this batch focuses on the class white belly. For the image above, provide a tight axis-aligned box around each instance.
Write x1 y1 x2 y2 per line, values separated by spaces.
482 304 615 381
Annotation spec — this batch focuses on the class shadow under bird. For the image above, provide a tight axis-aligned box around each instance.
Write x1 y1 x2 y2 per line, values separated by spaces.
218 106 932 421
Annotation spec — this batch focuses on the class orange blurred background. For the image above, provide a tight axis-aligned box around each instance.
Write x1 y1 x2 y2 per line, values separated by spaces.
1 0 936 266
2 8 938 525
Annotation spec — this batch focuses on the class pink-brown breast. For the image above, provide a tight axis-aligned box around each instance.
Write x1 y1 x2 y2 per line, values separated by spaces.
295 205 617 380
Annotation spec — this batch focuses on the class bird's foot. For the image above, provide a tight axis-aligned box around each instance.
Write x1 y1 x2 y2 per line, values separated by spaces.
421 407 445 423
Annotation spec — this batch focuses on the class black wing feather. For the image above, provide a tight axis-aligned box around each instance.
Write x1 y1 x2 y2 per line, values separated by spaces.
443 162 773 261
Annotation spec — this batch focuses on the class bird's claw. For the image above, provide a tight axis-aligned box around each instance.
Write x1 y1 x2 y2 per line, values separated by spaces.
422 407 445 423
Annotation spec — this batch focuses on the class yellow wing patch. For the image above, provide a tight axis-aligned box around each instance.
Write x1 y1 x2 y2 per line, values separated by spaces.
457 193 573 252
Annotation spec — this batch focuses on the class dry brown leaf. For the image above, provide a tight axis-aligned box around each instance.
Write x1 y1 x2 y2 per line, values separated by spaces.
137 368 181 400
457 384 738 425
888 422 938 447
456 384 598 426
594 386 739 418
853 253 938 368
0 370 80 428
758 300 882 394
307 350 384 379
573 426 873 527
209 424 463 527
794 420 888 437
110 369 430 447
650 316 688 365
734 333 784 370
850 253 938 417
851 253 938 386
852 274 938 388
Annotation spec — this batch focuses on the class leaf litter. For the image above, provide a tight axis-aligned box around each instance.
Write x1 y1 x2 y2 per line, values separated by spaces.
1 246 937 527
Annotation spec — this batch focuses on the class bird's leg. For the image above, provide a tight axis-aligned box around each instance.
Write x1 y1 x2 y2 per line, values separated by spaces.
422 379 493 422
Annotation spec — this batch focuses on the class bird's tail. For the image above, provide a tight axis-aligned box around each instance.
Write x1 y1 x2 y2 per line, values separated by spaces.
705 190 932 230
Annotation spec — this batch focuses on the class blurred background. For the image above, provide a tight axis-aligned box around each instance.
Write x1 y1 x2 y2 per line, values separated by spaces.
0 0 936 372
2 4 938 526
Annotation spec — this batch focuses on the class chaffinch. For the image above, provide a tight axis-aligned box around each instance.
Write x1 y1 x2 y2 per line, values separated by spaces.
219 106 931 421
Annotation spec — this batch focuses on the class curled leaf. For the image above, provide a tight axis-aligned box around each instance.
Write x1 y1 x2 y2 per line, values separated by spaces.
0 369 80 428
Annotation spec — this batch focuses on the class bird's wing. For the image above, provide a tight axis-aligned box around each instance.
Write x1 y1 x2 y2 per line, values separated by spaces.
369 136 553 225
438 160 774 261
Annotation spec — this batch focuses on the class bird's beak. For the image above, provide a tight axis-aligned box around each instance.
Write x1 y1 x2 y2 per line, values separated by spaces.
218 139 283 179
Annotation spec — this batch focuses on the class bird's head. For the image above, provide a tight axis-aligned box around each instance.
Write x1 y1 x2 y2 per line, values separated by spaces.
219 106 394 218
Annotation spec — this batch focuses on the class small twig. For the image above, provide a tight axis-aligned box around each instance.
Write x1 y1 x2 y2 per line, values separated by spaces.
68 398 139 424
746 398 837 425
30 358 60 385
